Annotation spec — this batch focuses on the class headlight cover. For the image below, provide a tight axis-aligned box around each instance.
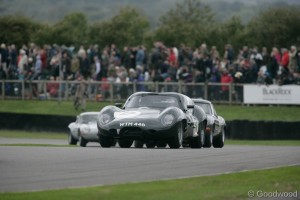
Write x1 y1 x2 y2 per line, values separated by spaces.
206 116 214 126
161 114 175 126
80 125 91 134
98 113 113 126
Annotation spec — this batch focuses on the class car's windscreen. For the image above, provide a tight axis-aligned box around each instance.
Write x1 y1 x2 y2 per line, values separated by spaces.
126 95 180 108
195 103 212 115
81 114 98 124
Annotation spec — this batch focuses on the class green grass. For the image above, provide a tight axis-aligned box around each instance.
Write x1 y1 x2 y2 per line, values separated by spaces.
0 166 299 200
216 104 300 121
0 130 66 140
0 100 110 116
0 144 74 147
0 100 300 121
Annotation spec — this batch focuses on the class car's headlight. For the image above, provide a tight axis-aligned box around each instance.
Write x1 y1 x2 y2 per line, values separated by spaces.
80 125 90 134
98 113 113 126
161 114 175 126
207 116 214 126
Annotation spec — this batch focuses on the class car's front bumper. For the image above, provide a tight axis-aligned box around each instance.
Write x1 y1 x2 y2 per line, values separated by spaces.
98 119 180 140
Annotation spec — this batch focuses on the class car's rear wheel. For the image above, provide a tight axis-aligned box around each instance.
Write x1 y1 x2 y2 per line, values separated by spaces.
157 141 167 148
190 124 204 148
168 122 183 149
134 140 144 148
99 134 114 148
213 129 225 148
118 139 133 148
79 136 88 147
146 141 156 148
203 128 213 148
68 132 77 145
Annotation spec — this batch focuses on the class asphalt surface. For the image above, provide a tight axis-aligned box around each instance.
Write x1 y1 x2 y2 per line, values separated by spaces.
0 138 300 193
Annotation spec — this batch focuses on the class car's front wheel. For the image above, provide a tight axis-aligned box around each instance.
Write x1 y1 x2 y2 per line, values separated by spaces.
68 132 77 145
190 124 205 148
168 122 183 149
213 128 225 148
79 136 88 147
203 128 213 148
118 139 133 148
99 134 114 148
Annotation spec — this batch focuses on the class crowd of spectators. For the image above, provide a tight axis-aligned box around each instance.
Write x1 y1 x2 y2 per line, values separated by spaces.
0 42 300 99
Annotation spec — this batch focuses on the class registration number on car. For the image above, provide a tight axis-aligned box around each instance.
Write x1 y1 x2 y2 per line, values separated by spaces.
120 122 146 127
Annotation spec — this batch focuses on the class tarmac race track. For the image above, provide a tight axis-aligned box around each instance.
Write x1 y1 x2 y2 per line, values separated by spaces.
0 138 300 192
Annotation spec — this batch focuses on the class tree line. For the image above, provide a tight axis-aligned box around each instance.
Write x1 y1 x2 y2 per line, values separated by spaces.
0 0 299 53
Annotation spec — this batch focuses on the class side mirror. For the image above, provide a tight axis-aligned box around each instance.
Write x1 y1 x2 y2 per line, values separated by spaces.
115 103 123 108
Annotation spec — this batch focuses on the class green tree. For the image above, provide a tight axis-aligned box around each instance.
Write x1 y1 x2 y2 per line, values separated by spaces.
89 7 150 48
246 7 300 49
0 15 37 47
211 16 246 53
51 13 89 46
154 0 215 47
31 24 54 46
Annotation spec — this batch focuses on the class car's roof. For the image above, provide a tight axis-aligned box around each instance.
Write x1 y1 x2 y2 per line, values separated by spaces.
80 112 99 116
126 92 191 108
192 98 212 104
133 92 183 95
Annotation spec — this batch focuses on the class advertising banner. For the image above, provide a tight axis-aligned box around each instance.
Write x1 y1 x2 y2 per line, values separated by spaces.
243 85 300 105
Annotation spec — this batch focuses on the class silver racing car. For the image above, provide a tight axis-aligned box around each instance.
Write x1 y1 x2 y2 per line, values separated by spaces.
192 99 226 148
68 112 99 147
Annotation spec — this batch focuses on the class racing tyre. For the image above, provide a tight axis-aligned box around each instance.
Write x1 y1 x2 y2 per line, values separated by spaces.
119 139 133 148
168 122 183 149
134 140 144 148
146 141 156 148
79 136 88 147
190 125 205 149
99 134 114 148
156 141 167 148
213 129 225 148
68 132 77 145
203 130 213 148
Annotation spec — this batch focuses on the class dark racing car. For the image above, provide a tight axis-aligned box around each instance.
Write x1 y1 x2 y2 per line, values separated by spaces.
97 92 207 149
192 99 226 148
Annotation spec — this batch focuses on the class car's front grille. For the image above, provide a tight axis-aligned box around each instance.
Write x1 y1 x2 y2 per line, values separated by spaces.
120 127 143 138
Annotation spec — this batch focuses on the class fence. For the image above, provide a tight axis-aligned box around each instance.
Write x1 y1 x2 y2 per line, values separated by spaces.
0 79 245 104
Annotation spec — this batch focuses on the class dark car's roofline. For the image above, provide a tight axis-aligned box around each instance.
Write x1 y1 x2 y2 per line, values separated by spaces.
127 92 189 101
130 92 188 98
125 92 193 111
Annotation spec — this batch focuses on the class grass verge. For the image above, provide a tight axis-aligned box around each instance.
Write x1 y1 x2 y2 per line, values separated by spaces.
0 100 109 116
0 130 66 140
215 104 300 121
0 100 300 121
0 144 74 147
0 166 299 200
